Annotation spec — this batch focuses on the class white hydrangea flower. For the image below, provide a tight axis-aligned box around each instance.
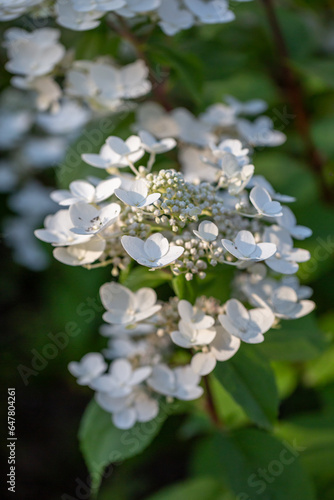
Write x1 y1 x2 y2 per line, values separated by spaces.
264 226 311 274
222 230 277 261
171 321 216 348
136 102 180 139
69 201 120 236
66 60 151 107
178 300 215 329
224 95 267 115
139 130 176 154
157 0 194 36
148 364 203 400
0 0 44 21
37 100 90 135
171 108 213 146
100 323 157 337
68 353 107 385
115 0 161 17
193 220 218 242
261 285 315 320
100 282 161 325
4 28 65 77
56 0 104 30
90 358 152 396
218 298 275 344
115 178 161 208
103 336 152 360
250 186 283 217
53 238 106 266
71 0 126 12
51 178 121 206
212 139 250 166
191 326 241 375
184 0 235 24
121 233 184 268
12 75 62 112
237 116 286 147
82 136 144 169
276 206 312 240
35 209 92 246
96 388 159 429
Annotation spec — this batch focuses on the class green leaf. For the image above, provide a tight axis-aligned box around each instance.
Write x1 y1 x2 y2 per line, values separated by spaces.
172 274 197 304
257 316 328 362
197 265 234 303
191 428 316 500
120 266 172 291
276 413 334 482
144 476 228 500
214 344 279 429
79 399 180 495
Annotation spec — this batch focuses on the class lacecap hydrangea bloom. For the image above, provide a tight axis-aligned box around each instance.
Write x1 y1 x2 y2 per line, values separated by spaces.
34 104 315 429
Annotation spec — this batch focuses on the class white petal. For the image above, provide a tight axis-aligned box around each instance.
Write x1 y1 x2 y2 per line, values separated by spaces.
266 257 299 274
82 154 110 169
129 366 152 386
210 326 240 361
121 235 146 262
144 233 169 260
235 230 256 257
191 352 216 375
113 408 137 429
178 300 193 323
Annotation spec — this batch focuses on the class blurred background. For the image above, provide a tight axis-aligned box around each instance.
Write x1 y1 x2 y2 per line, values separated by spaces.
1 1 334 499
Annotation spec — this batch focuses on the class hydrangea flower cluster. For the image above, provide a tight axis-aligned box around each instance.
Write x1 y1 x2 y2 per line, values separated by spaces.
0 0 251 34
1 0 316 435
33 109 315 428
2 26 152 113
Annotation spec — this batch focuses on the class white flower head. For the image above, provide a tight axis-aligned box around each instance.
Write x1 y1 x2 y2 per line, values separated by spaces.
193 220 218 242
270 286 315 319
148 364 203 400
250 186 283 217
96 388 159 429
115 178 161 208
178 300 215 329
224 95 267 116
121 233 184 268
218 299 275 344
276 206 312 240
191 326 240 375
212 139 249 166
4 28 65 78
51 178 121 206
35 209 91 246
56 0 104 31
83 135 144 169
264 226 311 274
100 282 161 324
171 321 216 348
222 230 276 261
90 358 151 396
139 130 176 154
68 353 107 385
237 116 286 147
184 0 235 24
53 238 106 266
158 0 194 36
69 201 120 235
